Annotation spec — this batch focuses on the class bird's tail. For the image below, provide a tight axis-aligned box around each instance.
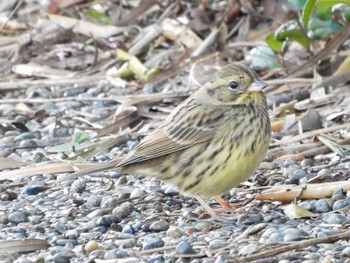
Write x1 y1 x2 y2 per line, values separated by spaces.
56 158 123 182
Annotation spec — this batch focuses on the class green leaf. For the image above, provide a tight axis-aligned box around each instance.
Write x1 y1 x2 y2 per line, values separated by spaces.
265 33 284 52
316 0 350 10
302 0 317 31
85 9 114 24
276 25 311 49
289 0 308 9
250 46 280 69
345 6 350 21
307 17 343 39
73 131 89 144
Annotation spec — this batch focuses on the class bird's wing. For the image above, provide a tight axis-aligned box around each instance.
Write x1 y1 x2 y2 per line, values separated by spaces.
117 105 226 166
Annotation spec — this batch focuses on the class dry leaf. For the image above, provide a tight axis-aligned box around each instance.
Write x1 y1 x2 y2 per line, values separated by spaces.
284 204 318 219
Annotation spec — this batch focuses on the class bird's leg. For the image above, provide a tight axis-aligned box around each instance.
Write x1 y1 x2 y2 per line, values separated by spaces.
212 196 236 212
194 195 224 221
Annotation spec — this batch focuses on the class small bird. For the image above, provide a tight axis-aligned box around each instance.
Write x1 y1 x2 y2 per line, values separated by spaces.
62 63 271 220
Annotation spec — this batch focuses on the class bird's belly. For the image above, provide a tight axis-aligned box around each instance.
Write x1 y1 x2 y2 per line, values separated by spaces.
179 137 270 197
122 134 270 198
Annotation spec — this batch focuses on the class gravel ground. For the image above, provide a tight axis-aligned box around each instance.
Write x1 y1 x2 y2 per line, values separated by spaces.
1 80 350 263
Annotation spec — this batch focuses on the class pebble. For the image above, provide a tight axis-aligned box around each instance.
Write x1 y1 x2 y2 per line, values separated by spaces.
112 203 131 218
176 241 196 254
315 199 332 213
122 225 135 234
64 229 80 239
8 211 28 224
341 246 350 257
332 200 348 210
53 222 68 234
147 255 165 263
14 131 39 142
239 243 259 256
84 240 99 252
242 214 263 225
166 226 182 238
105 250 129 259
331 189 346 201
142 238 165 250
283 158 297 167
70 179 87 193
56 239 78 246
316 169 332 179
149 219 169 232
283 164 301 176
86 195 102 207
215 254 229 263
100 196 119 210
194 221 213 231
120 238 137 249
322 213 346 224
87 209 104 219
130 188 146 198
290 169 309 180
300 159 314 168
52 251 75 263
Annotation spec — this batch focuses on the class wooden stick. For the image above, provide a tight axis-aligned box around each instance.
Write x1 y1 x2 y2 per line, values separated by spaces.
231 230 350 263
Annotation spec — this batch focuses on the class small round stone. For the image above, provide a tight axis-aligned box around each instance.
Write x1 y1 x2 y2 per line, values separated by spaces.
316 169 332 178
8 211 28 224
176 241 196 254
142 238 165 250
64 229 80 239
283 158 297 168
70 179 87 193
56 239 78 246
100 197 119 210
52 251 75 263
332 200 348 211
112 204 131 219
331 189 346 201
14 132 39 142
194 221 213 231
269 232 284 241
149 220 169 232
300 159 313 168
122 225 135 234
86 196 102 207
147 255 165 263
290 169 309 180
341 246 350 257
215 254 229 263
315 199 332 213
166 226 182 238
121 239 136 249
104 250 118 260
130 189 146 199
85 240 99 252
242 214 263 225
283 164 301 176
53 222 68 234
322 213 346 224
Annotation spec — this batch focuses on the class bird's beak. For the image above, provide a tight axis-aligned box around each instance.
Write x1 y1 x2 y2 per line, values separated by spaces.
249 79 269 91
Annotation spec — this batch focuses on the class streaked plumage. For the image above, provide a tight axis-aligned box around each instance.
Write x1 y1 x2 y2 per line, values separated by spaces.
62 63 271 218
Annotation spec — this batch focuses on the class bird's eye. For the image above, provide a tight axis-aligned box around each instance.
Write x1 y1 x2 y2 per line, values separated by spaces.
229 81 238 89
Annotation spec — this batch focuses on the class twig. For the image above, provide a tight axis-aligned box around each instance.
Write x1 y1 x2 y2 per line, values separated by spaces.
271 123 350 146
230 230 350 263
0 0 24 31
0 91 189 104
0 75 105 91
